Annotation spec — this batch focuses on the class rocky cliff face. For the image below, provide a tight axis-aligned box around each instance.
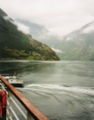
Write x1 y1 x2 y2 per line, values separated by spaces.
0 9 59 60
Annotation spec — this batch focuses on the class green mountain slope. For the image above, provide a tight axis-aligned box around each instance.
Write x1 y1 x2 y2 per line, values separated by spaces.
0 9 59 60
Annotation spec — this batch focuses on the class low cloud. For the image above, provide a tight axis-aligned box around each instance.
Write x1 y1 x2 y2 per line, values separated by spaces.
1 0 94 36
52 48 62 53
14 21 30 34
3 15 30 34
3 16 12 21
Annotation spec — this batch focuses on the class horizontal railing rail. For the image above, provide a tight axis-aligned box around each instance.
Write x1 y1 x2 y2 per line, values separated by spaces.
0 75 49 120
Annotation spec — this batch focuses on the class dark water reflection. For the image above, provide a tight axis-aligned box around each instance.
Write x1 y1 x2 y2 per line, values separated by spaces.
0 60 94 120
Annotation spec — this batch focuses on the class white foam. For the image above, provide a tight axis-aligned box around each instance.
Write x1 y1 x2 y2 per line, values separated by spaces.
26 84 94 95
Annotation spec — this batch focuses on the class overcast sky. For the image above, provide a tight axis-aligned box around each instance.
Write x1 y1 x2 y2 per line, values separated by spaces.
0 0 94 36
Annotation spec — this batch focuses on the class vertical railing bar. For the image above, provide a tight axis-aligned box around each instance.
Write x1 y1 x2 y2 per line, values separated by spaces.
8 116 13 120
6 90 8 95
7 109 13 120
7 101 11 120
6 111 13 120
7 90 13 120
9 106 20 120
0 83 6 90
10 96 27 119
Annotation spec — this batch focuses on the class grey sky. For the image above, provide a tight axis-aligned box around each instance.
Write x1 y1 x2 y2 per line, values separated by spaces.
0 0 94 36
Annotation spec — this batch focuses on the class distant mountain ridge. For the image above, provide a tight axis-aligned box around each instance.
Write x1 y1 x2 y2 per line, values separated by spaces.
59 21 94 60
41 21 94 61
0 8 59 60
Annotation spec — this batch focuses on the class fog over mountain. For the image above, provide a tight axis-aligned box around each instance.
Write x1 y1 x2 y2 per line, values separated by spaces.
59 21 94 60
17 19 94 60
16 19 62 53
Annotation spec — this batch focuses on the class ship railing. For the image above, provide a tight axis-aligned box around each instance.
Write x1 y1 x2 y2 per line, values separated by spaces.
0 76 49 120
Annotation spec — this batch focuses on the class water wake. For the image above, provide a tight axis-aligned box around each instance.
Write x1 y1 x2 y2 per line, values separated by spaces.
23 84 94 96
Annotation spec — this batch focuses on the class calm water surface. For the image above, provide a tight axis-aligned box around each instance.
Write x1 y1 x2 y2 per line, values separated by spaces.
0 60 94 120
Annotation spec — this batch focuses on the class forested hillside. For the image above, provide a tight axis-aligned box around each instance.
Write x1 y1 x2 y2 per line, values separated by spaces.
0 9 59 60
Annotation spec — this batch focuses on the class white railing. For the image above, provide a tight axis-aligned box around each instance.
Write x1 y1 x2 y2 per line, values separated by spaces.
0 76 49 120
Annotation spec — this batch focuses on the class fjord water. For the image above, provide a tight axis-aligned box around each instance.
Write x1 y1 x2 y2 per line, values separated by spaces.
0 60 94 120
